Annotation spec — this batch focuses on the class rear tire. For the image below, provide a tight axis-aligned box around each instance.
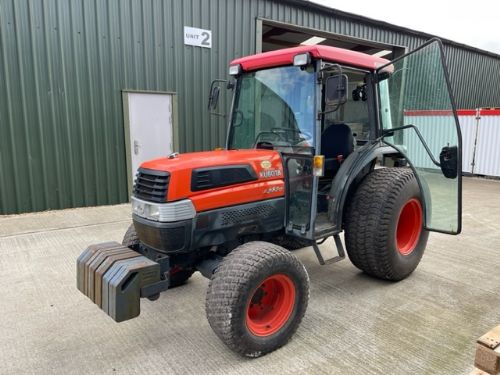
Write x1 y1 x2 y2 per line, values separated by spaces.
344 168 429 281
206 241 309 357
122 223 194 288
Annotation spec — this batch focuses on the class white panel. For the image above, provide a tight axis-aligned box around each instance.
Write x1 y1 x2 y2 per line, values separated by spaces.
458 114 478 174
128 93 173 176
474 115 500 177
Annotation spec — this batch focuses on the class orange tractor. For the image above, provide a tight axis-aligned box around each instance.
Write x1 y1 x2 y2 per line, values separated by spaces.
77 39 462 357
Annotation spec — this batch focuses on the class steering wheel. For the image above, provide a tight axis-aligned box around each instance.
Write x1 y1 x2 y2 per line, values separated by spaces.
271 127 313 143
253 130 288 148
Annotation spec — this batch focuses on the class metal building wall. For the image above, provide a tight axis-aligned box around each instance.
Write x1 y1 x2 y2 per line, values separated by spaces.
1 0 499 214
472 111 500 177
403 110 500 177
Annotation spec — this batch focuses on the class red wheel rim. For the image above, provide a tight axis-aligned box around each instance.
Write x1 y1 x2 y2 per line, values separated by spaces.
246 274 296 337
396 198 423 255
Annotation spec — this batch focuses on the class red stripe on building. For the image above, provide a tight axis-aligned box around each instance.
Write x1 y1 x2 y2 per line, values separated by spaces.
404 109 477 116
480 109 500 116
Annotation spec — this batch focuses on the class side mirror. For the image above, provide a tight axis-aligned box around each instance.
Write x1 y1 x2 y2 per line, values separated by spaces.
439 145 458 179
208 79 233 117
208 86 220 110
325 74 348 105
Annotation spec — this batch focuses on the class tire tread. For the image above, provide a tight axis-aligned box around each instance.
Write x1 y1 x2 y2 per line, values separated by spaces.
344 168 426 280
206 241 309 357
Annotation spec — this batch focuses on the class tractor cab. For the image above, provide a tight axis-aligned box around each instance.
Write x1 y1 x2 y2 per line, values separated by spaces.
213 39 462 248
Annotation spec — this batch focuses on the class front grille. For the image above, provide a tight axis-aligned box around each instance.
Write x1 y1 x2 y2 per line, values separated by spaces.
133 168 170 203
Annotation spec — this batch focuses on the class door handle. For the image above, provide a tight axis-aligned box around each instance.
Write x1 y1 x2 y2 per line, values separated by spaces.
134 140 140 155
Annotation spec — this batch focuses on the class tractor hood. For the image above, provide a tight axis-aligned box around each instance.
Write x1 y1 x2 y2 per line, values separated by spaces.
139 150 285 211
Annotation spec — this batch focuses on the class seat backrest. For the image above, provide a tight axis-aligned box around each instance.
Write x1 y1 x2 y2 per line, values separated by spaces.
320 123 354 159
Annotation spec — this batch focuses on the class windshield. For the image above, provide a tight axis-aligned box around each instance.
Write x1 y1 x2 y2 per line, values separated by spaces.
228 65 316 152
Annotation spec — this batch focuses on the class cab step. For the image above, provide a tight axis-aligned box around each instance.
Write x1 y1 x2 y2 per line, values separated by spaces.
312 234 346 265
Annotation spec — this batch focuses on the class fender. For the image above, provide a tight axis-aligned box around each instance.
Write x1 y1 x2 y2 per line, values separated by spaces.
327 141 401 231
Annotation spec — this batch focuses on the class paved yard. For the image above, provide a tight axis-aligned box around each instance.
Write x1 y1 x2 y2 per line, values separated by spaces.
0 177 499 374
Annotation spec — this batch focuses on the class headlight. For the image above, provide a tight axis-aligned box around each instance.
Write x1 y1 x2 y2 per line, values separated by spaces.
131 197 196 222
293 52 311 66
147 204 160 220
132 198 146 216
229 64 242 76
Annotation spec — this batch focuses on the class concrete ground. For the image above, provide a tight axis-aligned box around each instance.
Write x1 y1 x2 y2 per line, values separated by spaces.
1 177 499 374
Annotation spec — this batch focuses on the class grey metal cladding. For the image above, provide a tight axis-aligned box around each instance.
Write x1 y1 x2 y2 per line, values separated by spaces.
1 0 498 213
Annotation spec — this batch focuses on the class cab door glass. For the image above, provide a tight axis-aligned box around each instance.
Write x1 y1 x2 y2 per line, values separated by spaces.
378 40 462 234
285 155 314 234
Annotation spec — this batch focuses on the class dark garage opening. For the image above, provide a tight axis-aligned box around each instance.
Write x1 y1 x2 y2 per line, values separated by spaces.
259 19 406 60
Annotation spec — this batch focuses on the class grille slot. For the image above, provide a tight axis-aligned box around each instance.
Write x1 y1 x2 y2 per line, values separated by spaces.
133 168 170 203
194 171 213 189
191 165 257 191
220 204 276 226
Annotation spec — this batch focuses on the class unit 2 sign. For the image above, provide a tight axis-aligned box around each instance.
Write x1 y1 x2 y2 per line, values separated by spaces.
184 26 212 48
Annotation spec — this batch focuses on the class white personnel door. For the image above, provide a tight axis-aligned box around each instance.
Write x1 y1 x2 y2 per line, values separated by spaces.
126 92 173 177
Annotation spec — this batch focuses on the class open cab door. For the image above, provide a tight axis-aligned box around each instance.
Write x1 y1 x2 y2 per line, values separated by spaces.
377 39 462 234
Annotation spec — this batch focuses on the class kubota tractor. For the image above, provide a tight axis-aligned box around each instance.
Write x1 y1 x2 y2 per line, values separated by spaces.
77 38 462 357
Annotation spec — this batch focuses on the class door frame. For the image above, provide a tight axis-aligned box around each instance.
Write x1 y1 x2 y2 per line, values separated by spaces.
376 38 463 235
122 90 179 198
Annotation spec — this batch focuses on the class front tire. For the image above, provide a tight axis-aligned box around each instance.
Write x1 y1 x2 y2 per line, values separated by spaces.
122 223 139 249
344 168 429 281
206 241 309 357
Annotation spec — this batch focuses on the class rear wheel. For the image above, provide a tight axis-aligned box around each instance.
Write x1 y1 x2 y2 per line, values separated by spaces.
122 224 194 288
344 168 429 281
206 241 309 357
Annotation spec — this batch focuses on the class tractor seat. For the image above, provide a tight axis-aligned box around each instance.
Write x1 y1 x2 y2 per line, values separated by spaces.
320 123 354 179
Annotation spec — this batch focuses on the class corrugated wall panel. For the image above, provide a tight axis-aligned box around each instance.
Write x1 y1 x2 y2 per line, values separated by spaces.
474 114 500 177
1 0 500 213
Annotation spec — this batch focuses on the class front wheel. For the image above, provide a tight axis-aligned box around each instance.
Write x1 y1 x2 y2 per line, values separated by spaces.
344 168 429 281
206 241 309 357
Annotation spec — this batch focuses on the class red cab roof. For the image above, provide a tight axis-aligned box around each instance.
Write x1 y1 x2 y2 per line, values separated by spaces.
230 45 390 72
